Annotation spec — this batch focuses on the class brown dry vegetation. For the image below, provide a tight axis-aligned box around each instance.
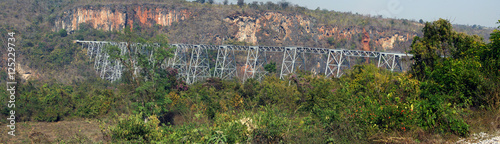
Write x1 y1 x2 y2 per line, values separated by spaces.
0 120 106 143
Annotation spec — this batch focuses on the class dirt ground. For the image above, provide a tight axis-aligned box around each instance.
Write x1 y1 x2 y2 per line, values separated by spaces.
0 120 105 143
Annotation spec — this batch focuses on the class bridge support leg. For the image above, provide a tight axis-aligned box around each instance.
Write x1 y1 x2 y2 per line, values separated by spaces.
280 47 298 79
214 46 238 79
112 42 127 81
255 49 267 81
100 54 109 80
187 46 210 84
243 46 266 82
294 50 307 73
244 46 258 82
378 54 400 72
325 50 346 78
168 44 189 81
393 55 403 72
94 42 106 76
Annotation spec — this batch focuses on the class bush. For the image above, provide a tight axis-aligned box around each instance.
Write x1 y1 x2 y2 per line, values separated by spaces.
256 76 300 109
264 62 277 73
110 114 163 143
252 106 293 143
58 29 67 37
20 83 73 122
74 89 115 118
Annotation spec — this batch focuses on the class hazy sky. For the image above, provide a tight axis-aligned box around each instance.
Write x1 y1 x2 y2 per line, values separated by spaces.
208 0 500 28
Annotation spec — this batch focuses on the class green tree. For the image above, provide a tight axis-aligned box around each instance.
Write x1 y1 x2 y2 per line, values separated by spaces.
278 0 289 9
483 20 500 76
105 27 173 117
237 0 245 7
410 19 493 108
410 19 460 79
58 29 67 37
264 62 277 73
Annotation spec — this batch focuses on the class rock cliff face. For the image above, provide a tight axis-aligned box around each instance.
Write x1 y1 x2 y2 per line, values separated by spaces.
224 12 416 50
362 28 370 51
54 4 417 51
225 12 312 45
375 34 410 50
54 5 190 32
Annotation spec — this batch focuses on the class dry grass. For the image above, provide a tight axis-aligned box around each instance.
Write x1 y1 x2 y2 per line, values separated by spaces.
0 119 106 143
367 108 500 144
0 109 497 143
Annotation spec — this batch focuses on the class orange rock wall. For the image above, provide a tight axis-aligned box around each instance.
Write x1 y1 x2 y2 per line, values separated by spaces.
54 5 190 32
55 5 417 51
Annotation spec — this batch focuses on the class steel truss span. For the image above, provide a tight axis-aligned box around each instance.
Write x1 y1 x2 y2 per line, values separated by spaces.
75 40 413 84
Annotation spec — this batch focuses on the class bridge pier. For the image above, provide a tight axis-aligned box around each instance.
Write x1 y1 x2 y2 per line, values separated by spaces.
325 50 349 78
280 47 298 79
243 46 267 82
214 46 238 80
378 53 404 72
168 44 189 81
186 45 210 84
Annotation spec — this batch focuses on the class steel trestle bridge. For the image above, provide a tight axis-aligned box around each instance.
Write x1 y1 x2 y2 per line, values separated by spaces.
75 40 413 84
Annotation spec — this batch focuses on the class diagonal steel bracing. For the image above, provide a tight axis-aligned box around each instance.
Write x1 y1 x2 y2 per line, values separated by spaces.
280 47 298 79
168 44 189 81
186 45 211 84
243 46 267 82
78 41 161 82
325 50 350 78
214 46 238 80
75 40 414 83
377 53 406 72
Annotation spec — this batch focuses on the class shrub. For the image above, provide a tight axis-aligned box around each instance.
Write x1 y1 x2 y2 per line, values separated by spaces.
252 106 292 143
110 114 163 143
74 89 115 118
58 29 67 37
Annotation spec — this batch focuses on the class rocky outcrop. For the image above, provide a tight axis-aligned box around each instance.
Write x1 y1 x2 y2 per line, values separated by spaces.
224 12 311 45
54 4 418 51
375 34 412 50
224 11 416 50
54 6 126 32
54 5 190 33
225 13 260 44
132 6 190 28
362 28 370 51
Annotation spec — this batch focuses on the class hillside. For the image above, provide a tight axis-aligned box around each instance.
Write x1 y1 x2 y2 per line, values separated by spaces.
0 0 494 82
52 1 494 51
0 0 499 143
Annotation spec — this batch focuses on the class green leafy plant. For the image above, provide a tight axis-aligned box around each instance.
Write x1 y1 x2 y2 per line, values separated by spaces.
110 114 163 143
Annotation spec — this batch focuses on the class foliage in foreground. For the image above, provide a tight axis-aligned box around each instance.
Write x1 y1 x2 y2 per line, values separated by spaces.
107 19 499 143
1 19 499 143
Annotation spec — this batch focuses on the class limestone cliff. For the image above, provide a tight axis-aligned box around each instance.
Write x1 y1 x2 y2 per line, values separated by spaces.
224 11 417 51
225 12 312 45
54 4 419 52
54 5 191 33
